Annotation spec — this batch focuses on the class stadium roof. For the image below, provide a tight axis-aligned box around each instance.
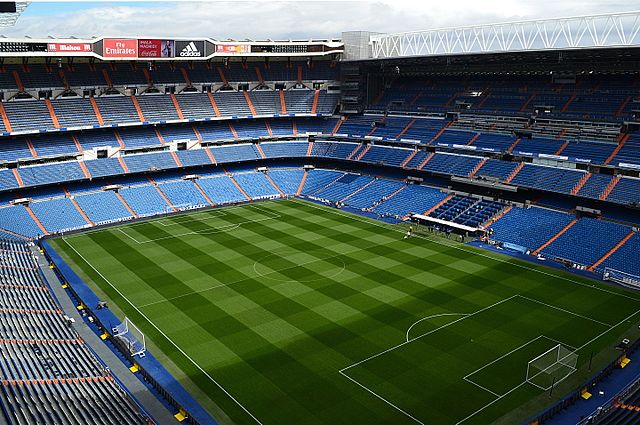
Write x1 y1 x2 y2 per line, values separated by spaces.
0 2 28 27
344 11 640 60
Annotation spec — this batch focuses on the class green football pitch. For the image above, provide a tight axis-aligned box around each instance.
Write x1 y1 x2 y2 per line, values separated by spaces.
49 199 640 425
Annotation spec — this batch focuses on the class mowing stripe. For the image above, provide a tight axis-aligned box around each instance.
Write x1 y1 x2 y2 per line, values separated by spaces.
405 313 469 342
454 306 640 425
338 370 426 425
294 199 640 302
60 236 264 425
340 295 518 372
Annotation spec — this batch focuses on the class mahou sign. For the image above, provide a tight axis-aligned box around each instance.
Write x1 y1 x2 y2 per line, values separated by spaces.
103 39 137 58
47 43 92 53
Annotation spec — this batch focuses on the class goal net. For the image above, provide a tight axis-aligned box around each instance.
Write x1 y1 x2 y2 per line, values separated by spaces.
526 344 578 390
603 268 640 290
112 317 146 358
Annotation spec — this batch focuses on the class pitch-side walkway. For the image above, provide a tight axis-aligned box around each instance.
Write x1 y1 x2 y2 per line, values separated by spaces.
32 247 180 425
545 358 640 425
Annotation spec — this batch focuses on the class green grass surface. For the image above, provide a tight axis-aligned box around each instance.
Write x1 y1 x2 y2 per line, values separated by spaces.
49 199 640 425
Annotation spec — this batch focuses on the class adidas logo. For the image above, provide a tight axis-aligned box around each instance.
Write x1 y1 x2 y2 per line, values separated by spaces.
180 42 201 57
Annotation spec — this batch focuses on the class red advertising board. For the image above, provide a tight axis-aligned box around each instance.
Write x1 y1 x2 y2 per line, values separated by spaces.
103 39 137 58
47 43 92 53
138 39 174 58
216 44 250 54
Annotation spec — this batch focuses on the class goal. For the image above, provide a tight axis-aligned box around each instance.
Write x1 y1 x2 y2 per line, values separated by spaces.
526 344 578 390
112 317 146 358
603 267 640 290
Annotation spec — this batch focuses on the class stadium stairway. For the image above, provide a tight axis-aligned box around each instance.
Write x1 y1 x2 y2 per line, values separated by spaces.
148 177 177 212
588 229 636 271
296 171 308 196
600 175 622 200
264 173 286 197
115 191 139 219
340 178 377 202
532 218 578 256
367 184 407 211
64 188 95 227
224 170 252 201
24 206 49 236
193 180 216 206
424 194 454 215
400 149 417 168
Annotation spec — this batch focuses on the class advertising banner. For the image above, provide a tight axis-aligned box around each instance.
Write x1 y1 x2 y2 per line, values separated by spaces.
175 40 205 57
216 44 250 54
47 43 92 53
103 39 138 58
138 39 175 58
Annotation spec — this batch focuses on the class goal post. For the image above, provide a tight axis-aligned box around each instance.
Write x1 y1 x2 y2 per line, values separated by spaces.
112 317 146 358
526 344 578 390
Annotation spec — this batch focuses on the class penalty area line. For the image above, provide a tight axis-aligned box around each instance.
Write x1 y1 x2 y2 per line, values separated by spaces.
339 370 426 425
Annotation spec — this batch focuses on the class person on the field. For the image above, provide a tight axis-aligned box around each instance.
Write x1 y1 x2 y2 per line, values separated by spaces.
404 226 413 239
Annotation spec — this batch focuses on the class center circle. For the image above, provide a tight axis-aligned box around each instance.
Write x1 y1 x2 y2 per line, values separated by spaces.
253 250 346 282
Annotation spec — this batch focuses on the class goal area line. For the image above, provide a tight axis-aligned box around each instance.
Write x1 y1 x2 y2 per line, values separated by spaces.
464 335 576 398
339 295 613 425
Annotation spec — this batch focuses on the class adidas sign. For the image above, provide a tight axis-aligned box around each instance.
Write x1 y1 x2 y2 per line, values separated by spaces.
179 42 201 57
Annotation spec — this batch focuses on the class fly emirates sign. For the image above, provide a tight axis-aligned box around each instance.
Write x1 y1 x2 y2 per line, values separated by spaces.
103 39 138 58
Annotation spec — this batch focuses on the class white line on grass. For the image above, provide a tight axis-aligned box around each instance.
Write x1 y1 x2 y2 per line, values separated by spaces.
464 336 548 382
138 250 349 309
405 313 469 342
118 204 282 244
340 295 518 373
60 236 264 425
518 294 614 328
454 308 640 425
463 377 501 398
340 291 630 425
338 370 426 425
462 334 576 398
339 296 516 425
157 209 227 226
252 252 347 283
293 199 640 302
118 223 242 244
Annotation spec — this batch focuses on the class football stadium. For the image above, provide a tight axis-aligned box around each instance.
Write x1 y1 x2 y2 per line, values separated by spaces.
1 2 640 425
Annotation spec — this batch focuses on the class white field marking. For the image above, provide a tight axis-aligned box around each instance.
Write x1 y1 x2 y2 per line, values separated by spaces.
60 237 264 425
252 252 347 283
155 204 281 228
149 203 276 227
138 249 350 309
118 223 242 245
135 209 419 309
61 202 280 239
338 370 426 425
157 209 227 226
340 290 627 425
462 335 576 397
293 199 640 302
518 294 614 328
405 313 469 342
340 295 519 374
454 307 640 425
463 377 501 398
464 336 547 383
118 205 282 244
527 362 578 392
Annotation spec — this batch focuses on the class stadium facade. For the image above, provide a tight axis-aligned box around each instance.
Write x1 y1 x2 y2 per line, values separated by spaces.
0 10 639 425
